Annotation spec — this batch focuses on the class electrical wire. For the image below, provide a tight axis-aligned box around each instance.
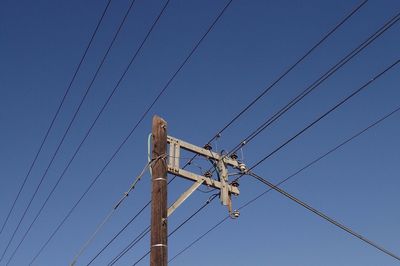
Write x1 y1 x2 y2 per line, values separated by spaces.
169 216 229 263
200 0 390 179
93 5 397 264
204 13 400 181
224 57 400 184
169 104 400 263
0 0 113 243
80 2 370 262
109 226 151 266
248 58 400 172
70 156 162 266
27 0 232 264
152 0 369 192
109 194 218 266
87 201 151 266
228 9 400 156
248 171 400 262
206 0 369 148
3 1 143 264
132 250 150 266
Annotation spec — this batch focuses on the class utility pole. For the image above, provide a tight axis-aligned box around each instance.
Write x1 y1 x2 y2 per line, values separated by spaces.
149 115 243 266
150 115 168 266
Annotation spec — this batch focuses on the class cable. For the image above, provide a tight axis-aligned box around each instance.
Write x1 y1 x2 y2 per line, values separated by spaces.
169 216 229 263
0 0 113 243
70 157 161 266
132 250 150 266
228 9 400 156
248 58 400 172
110 194 218 266
85 157 200 265
180 0 369 174
101 7 400 264
87 201 151 266
168 104 400 263
248 171 400 262
108 226 150 266
108 226 151 266
202 1 393 180
207 0 369 147
205 18 400 181
28 0 233 264
82 2 370 262
3 1 143 264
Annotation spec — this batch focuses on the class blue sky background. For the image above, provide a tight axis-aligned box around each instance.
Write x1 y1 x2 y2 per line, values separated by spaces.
1 0 400 265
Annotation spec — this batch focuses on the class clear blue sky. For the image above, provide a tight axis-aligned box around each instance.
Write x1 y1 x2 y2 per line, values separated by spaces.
1 0 399 265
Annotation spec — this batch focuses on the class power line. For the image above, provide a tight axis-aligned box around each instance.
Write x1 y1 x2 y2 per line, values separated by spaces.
248 58 400 172
180 0 369 172
228 9 400 156
82 1 370 262
132 250 150 266
25 0 170 263
27 0 233 264
3 0 142 264
208 0 369 146
87 201 151 266
169 216 229 263
70 157 161 266
169 104 400 263
110 194 218 266
134 8 400 265
109 226 151 266
203 3 398 181
91 6 398 264
0 0 113 242
248 171 400 262
203 10 400 182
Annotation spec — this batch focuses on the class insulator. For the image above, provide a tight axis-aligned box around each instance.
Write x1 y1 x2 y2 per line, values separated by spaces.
204 143 212 150
231 210 240 219
238 162 247 173
204 171 212 178
231 181 239 187
230 153 238 160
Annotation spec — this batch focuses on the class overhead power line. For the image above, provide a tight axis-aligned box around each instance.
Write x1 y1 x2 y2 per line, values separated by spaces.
86 4 396 264
109 194 218 266
203 10 400 184
208 0 369 146
82 1 369 262
168 100 400 263
27 0 233 264
248 171 400 262
0 0 113 243
109 226 151 266
181 0 369 172
87 201 151 266
228 9 400 156
3 0 142 264
248 58 400 172
70 156 162 266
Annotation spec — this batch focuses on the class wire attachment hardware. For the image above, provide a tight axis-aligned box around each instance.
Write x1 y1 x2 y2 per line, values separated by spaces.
166 135 240 218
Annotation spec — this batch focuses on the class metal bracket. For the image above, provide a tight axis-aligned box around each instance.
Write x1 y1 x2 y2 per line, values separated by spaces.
167 176 205 217
166 135 240 217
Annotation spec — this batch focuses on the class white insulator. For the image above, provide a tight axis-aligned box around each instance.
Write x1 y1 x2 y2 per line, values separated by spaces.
238 162 247 173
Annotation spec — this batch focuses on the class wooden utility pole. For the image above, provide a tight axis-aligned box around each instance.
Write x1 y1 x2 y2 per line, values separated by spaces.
150 115 168 266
